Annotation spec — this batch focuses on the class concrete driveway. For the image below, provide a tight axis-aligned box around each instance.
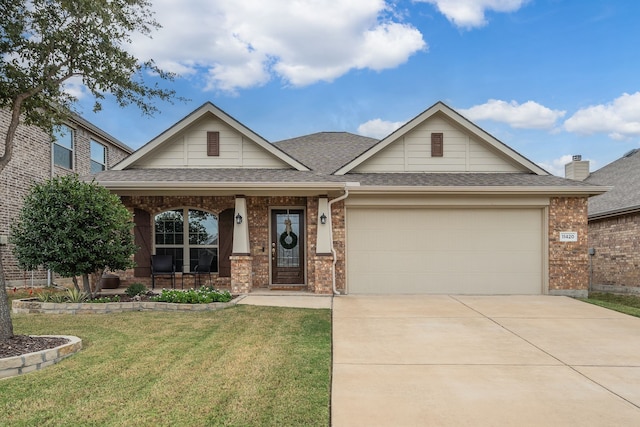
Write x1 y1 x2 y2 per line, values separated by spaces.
332 295 640 426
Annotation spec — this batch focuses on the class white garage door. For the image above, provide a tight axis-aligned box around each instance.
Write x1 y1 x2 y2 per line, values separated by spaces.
347 208 543 294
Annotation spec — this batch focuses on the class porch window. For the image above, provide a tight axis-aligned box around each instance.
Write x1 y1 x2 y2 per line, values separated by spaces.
154 208 218 273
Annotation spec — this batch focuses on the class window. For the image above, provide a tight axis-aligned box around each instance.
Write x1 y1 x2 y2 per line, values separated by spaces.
53 125 73 169
155 208 218 273
90 140 106 173
431 132 443 157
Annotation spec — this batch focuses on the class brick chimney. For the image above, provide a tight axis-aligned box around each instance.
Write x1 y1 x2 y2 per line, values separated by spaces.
564 155 590 181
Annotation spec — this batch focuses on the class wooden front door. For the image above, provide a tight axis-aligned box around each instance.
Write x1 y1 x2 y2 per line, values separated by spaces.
271 209 305 284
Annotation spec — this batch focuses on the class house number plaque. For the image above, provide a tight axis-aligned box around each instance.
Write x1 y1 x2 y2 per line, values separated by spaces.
559 231 578 242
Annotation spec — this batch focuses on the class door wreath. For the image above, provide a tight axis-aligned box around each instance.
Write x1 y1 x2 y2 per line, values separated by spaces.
279 218 298 249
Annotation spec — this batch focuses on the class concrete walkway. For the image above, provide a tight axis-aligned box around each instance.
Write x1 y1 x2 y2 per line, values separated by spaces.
332 295 640 426
237 291 333 309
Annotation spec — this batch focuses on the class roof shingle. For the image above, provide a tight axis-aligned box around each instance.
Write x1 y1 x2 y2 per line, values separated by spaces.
585 148 640 217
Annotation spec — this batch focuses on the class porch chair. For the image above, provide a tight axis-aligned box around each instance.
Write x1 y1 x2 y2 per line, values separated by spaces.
151 254 176 289
181 250 215 289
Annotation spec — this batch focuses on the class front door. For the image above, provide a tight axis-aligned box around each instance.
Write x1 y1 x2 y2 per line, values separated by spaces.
271 209 305 284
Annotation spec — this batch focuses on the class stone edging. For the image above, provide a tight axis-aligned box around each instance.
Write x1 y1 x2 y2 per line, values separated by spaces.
0 335 82 380
12 295 246 315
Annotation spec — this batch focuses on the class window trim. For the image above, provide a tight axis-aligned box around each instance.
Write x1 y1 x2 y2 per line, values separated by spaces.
154 207 219 273
52 125 74 170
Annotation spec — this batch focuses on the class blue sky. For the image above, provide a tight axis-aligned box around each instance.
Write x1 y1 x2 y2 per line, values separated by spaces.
73 0 640 176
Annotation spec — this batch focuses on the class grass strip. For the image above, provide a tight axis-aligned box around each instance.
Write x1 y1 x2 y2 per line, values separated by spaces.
580 292 640 318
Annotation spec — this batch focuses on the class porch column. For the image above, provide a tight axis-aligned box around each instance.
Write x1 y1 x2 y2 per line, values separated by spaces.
232 196 250 255
230 256 253 294
231 196 252 293
316 196 332 255
313 255 333 294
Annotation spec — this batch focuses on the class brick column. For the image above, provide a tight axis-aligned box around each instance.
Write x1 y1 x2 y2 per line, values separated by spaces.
230 256 253 294
313 254 334 294
548 197 589 297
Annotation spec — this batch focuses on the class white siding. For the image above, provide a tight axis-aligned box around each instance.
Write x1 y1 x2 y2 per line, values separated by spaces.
133 114 289 169
353 115 526 173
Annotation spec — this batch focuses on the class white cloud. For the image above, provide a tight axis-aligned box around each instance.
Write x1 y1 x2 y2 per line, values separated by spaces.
129 0 426 92
537 154 573 177
357 118 405 138
416 0 530 29
62 76 90 100
564 92 640 140
537 154 596 177
459 99 566 129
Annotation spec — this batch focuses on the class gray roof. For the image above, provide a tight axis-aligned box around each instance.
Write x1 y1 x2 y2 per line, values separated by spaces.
95 168 603 190
70 113 133 154
585 148 640 218
93 131 607 195
274 132 378 174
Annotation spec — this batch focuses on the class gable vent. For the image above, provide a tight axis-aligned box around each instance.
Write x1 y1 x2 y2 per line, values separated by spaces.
431 133 443 157
207 131 220 156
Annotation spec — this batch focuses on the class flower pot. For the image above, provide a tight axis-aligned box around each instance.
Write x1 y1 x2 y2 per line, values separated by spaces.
100 274 120 289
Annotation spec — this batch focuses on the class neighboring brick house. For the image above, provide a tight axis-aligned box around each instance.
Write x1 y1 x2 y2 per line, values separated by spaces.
577 149 640 293
0 109 133 287
94 101 606 297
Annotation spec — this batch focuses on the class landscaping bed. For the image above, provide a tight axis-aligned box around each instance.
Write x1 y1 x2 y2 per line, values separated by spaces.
12 286 239 314
0 335 69 358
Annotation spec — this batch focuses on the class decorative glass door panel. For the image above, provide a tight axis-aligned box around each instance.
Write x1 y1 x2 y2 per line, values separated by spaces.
271 209 305 284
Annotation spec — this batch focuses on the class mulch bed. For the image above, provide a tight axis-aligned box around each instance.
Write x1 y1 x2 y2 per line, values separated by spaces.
0 335 69 358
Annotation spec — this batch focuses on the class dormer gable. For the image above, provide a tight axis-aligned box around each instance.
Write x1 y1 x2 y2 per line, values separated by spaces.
335 102 548 176
112 102 309 171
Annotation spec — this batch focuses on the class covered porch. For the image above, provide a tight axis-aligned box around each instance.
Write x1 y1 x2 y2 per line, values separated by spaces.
105 187 347 295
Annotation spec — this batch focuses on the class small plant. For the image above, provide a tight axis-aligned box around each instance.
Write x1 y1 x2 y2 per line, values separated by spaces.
125 283 147 297
37 292 52 302
50 293 68 303
66 288 89 303
151 287 233 304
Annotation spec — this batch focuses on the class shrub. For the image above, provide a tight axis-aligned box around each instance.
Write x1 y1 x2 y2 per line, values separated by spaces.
125 283 147 297
66 288 89 303
37 292 52 302
50 293 68 303
151 287 233 304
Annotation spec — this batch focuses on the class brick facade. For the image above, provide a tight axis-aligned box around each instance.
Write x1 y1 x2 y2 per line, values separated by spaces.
117 194 588 296
0 109 131 286
548 196 589 296
118 195 343 294
588 212 640 293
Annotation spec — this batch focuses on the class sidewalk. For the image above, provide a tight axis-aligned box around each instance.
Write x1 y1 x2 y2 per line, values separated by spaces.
237 291 333 309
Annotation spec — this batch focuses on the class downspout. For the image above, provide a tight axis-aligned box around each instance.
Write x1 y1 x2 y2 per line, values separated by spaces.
327 187 349 295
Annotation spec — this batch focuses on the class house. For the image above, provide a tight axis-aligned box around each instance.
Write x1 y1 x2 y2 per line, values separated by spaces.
576 149 640 293
0 109 133 286
94 101 606 296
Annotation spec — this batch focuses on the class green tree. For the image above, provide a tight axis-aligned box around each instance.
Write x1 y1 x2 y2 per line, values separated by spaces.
0 0 179 339
11 175 137 297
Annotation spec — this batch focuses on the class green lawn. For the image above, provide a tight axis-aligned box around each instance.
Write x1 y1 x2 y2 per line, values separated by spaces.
2 304 331 426
581 292 640 318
